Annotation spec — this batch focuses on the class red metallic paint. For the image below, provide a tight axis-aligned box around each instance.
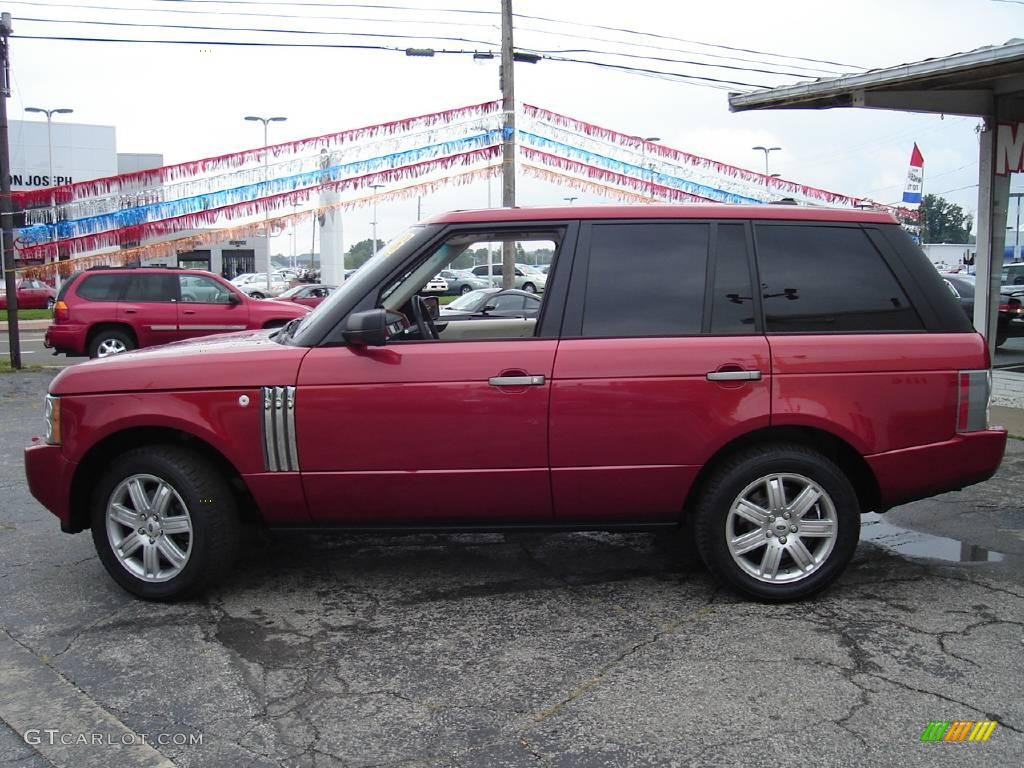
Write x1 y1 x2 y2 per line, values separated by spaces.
296 341 557 522
550 337 771 519
24 443 76 527
768 334 988 454
866 430 1006 508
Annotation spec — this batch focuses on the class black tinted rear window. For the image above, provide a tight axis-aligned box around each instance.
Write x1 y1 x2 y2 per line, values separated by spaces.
582 223 709 337
75 274 131 302
124 274 178 302
755 224 922 333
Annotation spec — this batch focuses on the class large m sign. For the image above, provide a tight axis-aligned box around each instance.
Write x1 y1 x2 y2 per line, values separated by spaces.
996 122 1024 175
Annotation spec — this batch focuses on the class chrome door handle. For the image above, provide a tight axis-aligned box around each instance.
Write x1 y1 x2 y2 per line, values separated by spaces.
706 370 762 381
489 375 546 387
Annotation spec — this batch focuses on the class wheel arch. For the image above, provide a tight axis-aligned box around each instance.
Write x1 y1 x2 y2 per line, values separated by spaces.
86 322 138 349
682 426 881 520
67 426 257 533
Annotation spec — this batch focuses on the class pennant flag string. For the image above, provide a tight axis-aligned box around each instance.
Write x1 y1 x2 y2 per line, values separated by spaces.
16 132 501 247
13 99 502 208
17 146 501 261
18 165 503 278
23 113 504 226
522 163 667 204
519 147 715 203
518 131 760 205
522 103 914 216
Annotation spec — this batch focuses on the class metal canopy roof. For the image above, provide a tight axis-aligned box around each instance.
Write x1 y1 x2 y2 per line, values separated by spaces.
729 39 1024 117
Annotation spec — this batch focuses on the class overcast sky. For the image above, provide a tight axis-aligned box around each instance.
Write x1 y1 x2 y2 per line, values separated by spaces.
8 0 1024 255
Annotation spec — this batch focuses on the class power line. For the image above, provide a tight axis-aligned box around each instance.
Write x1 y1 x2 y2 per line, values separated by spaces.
537 54 771 89
17 15 499 46
109 0 866 70
7 2 844 77
17 16 821 80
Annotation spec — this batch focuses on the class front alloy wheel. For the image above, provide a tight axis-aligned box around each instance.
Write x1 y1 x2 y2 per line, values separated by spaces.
106 474 193 582
91 445 240 600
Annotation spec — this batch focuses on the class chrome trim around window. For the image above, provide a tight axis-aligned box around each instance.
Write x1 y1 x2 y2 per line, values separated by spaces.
261 386 300 471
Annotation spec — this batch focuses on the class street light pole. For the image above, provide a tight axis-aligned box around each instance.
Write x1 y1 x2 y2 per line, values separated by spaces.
636 136 660 201
245 114 287 294
500 0 516 289
752 145 782 177
0 13 20 368
370 183 384 258
25 106 73 282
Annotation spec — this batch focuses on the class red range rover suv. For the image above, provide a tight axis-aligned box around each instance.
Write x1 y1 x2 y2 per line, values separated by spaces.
45 267 310 358
24 206 1006 601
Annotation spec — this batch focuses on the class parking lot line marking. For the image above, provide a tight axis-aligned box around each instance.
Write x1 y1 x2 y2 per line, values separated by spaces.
0 631 176 768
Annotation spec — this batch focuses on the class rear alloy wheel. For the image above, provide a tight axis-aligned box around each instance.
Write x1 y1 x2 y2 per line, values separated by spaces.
47 297 55 310
694 444 859 601
522 283 536 293
88 328 135 358
90 445 240 600
460 285 473 295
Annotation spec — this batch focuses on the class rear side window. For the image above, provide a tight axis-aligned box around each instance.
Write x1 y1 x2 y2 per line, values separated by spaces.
75 274 131 302
710 224 755 334
755 224 922 332
582 223 709 337
123 274 178 302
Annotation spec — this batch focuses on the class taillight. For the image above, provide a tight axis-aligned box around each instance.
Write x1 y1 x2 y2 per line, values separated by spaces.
956 370 991 433
54 300 68 322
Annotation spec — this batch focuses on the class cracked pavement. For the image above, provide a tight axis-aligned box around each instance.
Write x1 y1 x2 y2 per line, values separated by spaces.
1 372 1022 767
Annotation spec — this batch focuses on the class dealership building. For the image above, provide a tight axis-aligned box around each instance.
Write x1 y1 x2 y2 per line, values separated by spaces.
10 118 268 278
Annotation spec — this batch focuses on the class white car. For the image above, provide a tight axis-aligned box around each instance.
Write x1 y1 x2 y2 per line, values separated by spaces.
239 276 290 298
422 276 449 294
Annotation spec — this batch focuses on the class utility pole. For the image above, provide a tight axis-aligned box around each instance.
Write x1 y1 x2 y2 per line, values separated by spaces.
500 0 516 289
0 13 20 369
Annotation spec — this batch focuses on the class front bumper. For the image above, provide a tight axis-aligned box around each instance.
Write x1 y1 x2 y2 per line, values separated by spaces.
866 429 1007 510
24 442 78 532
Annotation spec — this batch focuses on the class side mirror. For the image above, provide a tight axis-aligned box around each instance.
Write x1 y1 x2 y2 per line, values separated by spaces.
420 295 440 320
482 303 497 314
227 292 242 305
343 309 388 346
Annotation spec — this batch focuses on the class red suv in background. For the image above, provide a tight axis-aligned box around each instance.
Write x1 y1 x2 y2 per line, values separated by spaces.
25 206 1006 602
45 267 310 358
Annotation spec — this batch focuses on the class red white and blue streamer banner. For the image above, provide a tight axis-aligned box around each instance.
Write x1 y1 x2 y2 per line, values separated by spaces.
519 131 758 204
520 148 714 203
19 166 502 279
523 164 667 204
21 113 503 226
18 146 500 261
13 100 501 209
17 132 500 247
522 103 917 218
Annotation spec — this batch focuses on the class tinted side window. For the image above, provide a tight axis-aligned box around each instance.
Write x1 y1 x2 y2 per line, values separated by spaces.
756 225 922 332
582 223 708 338
124 275 178 302
76 274 130 301
710 224 755 333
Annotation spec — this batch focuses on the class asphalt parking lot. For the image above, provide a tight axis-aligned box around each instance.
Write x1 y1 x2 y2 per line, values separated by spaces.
0 371 1022 768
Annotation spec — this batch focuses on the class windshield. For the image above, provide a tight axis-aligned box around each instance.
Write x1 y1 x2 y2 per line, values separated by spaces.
446 289 495 311
287 225 424 343
277 285 307 298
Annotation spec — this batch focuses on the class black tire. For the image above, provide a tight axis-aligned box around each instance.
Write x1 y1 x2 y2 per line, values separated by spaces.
693 444 860 601
522 282 536 293
460 284 473 295
996 328 1008 348
90 445 240 601
250 292 265 300
46 297 55 310
88 327 135 359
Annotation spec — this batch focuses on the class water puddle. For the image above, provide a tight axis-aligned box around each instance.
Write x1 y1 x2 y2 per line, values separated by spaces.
861 512 1005 563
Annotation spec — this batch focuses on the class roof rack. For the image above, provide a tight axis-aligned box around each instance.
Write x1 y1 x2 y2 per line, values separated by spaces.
84 264 185 271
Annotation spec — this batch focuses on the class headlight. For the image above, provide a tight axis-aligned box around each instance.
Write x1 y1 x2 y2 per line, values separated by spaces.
44 394 61 445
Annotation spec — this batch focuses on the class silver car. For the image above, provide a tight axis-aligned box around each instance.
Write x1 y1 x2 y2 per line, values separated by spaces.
470 263 547 293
